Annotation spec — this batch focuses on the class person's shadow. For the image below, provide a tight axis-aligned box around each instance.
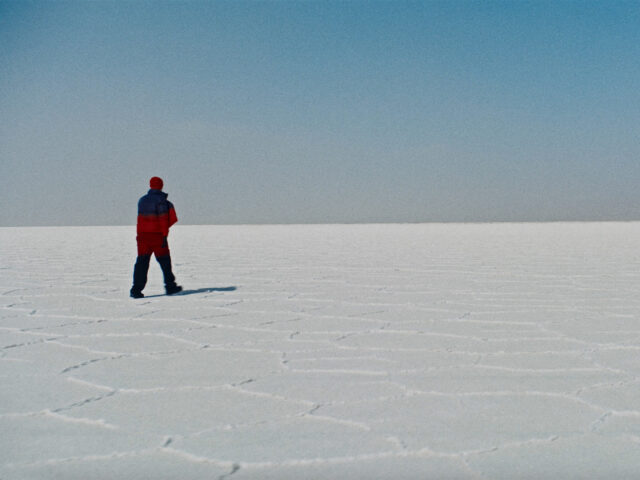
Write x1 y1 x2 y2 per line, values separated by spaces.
143 286 237 298
178 286 237 296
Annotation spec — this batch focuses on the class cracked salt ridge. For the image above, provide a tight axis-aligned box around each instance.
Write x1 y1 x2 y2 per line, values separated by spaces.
162 433 564 480
3 224 640 478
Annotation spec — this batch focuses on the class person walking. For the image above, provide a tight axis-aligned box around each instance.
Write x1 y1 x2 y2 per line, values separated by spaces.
130 176 182 298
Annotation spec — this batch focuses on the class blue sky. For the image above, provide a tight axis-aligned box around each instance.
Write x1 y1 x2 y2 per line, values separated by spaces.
1 0 639 225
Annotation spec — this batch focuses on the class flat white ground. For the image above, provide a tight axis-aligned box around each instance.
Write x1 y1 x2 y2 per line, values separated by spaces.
2 223 640 479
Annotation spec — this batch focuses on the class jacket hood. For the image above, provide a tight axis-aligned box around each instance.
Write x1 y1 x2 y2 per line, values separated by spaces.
148 189 168 199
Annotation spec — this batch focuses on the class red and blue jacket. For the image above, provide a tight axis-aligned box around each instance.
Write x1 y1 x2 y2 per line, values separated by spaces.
137 189 177 236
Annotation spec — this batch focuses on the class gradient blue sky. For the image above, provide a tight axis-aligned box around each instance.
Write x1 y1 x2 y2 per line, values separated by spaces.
2 0 639 225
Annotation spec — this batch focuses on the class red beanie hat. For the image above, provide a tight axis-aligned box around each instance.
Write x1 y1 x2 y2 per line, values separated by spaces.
149 176 164 190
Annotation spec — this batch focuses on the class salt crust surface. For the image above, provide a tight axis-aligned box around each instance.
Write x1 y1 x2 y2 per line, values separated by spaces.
2 223 640 479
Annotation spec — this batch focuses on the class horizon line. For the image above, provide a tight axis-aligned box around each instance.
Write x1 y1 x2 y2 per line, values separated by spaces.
2 219 640 228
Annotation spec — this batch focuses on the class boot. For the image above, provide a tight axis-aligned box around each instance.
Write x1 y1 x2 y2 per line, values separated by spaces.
165 284 183 295
130 288 144 299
